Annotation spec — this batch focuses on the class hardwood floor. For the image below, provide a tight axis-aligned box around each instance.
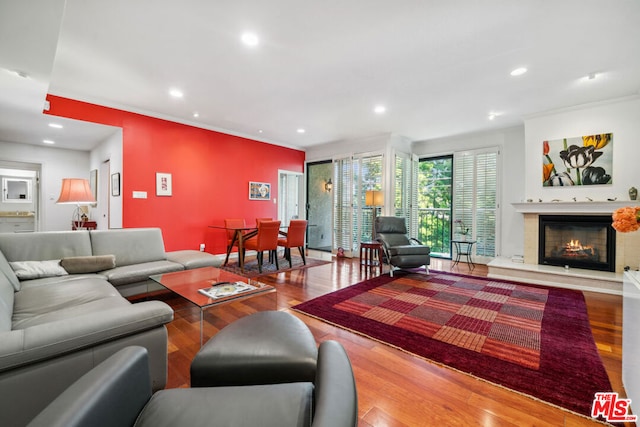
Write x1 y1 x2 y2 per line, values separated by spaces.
162 256 629 426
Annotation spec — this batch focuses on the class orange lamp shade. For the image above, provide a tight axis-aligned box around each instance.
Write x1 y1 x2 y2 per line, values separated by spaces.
56 178 96 204
365 190 384 207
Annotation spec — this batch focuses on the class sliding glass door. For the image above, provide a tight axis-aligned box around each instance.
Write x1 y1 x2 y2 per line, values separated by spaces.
418 155 453 257
417 147 499 260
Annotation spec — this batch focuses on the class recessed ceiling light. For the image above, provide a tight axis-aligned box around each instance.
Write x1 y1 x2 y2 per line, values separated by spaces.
43 139 55 144
169 88 184 98
488 112 501 120
193 112 199 118
258 129 263 133
241 32 259 47
374 105 386 114
510 67 527 76
297 128 306 134
48 123 63 129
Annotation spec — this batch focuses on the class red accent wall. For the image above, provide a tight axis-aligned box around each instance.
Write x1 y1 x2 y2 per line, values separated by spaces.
45 95 305 254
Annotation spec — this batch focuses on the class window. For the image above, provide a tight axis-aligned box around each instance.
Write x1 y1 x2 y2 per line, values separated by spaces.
332 155 354 255
394 152 418 237
453 147 499 258
332 153 383 255
418 156 453 257
417 148 499 260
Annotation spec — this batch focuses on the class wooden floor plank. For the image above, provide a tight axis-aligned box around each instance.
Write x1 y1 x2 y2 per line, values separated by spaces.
159 256 629 426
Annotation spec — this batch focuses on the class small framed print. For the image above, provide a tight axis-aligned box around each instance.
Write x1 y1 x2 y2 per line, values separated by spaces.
249 181 270 200
111 173 120 196
156 172 172 196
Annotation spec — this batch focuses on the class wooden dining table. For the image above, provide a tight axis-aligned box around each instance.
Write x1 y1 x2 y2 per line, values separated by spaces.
209 224 288 272
209 225 256 272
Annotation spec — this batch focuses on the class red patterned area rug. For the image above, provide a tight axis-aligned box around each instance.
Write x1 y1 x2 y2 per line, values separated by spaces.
293 270 613 419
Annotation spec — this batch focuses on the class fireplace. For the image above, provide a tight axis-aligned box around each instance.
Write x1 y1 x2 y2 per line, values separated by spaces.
538 215 616 272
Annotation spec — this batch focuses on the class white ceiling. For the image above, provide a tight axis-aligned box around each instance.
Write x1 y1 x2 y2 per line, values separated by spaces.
1 0 639 152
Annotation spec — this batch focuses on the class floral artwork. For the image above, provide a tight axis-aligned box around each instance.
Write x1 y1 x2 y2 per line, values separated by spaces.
542 133 612 187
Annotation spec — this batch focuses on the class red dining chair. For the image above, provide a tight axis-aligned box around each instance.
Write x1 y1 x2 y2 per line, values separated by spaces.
224 218 247 266
255 218 274 261
243 220 281 273
277 219 308 268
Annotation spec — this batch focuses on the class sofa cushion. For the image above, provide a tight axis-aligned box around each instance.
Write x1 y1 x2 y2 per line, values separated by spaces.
0 249 20 291
61 255 116 274
387 245 431 256
12 278 126 329
0 273 14 332
18 274 108 290
90 228 167 267
9 260 68 280
166 250 220 270
99 260 184 287
0 231 92 262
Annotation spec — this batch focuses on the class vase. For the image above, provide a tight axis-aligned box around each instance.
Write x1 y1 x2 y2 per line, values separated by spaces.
630 187 638 201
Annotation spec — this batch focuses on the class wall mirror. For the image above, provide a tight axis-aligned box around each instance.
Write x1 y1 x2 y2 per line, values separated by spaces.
2 177 32 202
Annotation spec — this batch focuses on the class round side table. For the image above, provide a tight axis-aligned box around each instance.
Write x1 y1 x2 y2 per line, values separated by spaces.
360 241 383 275
451 239 476 270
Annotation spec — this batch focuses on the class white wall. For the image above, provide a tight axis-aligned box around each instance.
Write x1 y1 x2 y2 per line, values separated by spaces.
305 133 393 162
90 129 123 228
412 126 526 258
524 96 640 202
0 140 91 231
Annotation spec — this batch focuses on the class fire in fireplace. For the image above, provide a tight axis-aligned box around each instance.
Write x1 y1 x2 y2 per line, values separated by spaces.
538 215 615 272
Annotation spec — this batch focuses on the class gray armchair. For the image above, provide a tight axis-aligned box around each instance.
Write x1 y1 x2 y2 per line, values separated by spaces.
27 342 358 427
375 216 430 276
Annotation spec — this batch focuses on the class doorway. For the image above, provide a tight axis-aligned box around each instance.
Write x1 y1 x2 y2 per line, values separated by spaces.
306 161 332 252
278 170 303 226
0 160 40 232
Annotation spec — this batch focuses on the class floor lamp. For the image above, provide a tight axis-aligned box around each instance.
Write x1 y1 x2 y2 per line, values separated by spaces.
365 190 384 240
56 178 96 229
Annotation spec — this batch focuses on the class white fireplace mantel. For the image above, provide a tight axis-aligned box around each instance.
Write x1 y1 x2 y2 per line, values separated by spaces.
511 201 633 215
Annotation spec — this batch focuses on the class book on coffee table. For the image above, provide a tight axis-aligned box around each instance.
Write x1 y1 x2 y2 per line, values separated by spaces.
198 281 257 299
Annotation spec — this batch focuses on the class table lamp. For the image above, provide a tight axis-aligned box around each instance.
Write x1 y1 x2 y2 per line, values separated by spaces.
365 190 384 239
56 178 96 229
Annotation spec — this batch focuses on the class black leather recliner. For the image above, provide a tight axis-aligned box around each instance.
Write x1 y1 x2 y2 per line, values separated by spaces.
27 342 358 427
375 216 430 276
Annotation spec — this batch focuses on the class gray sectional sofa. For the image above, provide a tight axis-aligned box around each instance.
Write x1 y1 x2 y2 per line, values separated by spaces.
0 228 220 427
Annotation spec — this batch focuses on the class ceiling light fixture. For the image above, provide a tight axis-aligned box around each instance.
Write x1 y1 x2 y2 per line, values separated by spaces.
241 32 259 47
193 112 199 118
488 112 501 120
297 128 306 134
374 105 386 114
169 88 184 98
510 67 527 76
43 139 55 144
48 123 63 129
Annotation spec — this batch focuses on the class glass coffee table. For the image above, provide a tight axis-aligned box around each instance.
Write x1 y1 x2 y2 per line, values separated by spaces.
149 266 277 346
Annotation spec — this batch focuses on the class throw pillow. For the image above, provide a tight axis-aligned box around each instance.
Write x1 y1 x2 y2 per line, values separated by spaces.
60 255 116 274
9 260 69 280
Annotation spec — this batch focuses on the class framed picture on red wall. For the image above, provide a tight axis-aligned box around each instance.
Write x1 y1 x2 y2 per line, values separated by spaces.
249 181 270 200
156 172 172 196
